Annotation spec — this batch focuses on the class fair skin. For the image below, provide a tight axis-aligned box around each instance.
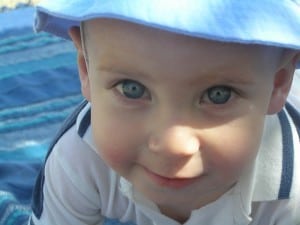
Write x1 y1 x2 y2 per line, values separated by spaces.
69 19 298 223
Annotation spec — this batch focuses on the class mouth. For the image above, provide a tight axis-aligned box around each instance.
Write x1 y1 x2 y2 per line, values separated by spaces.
143 167 203 189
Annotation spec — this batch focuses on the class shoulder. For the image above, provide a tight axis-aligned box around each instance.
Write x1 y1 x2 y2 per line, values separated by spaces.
48 99 120 197
248 105 300 224
250 199 300 225
45 100 111 191
31 101 114 219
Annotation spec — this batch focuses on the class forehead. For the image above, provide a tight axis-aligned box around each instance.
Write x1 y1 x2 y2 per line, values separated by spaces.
83 18 282 74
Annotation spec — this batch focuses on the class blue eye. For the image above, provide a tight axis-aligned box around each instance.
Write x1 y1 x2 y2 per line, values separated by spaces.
206 86 232 104
119 80 146 99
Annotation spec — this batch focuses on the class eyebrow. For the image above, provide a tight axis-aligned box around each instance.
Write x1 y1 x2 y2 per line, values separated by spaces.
98 64 257 89
96 64 154 82
204 74 256 85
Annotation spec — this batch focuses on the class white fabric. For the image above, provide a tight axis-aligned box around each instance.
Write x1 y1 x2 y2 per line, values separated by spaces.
30 103 300 225
288 70 300 109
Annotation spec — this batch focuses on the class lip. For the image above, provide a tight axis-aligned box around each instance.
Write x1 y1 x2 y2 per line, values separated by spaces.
143 167 202 189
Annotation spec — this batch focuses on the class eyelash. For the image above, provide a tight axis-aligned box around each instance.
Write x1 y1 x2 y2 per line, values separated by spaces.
113 79 237 106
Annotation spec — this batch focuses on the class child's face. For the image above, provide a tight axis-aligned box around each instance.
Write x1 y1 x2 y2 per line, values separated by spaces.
77 19 287 219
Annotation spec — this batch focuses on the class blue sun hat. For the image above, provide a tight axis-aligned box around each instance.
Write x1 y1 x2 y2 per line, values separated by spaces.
35 0 300 50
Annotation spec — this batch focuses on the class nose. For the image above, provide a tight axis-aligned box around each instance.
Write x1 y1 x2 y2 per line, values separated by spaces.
148 126 200 157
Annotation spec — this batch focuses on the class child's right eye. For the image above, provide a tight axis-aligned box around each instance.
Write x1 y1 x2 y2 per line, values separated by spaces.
115 79 149 99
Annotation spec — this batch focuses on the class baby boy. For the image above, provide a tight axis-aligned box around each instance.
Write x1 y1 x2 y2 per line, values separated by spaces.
30 1 300 224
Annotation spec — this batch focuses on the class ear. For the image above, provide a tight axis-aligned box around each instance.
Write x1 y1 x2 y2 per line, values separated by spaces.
267 52 299 114
68 26 91 101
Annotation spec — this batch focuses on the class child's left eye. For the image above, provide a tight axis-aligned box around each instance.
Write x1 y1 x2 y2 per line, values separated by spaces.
202 86 233 104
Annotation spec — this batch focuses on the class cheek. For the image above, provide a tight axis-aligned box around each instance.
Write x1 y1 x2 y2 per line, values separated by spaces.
98 146 130 170
204 115 265 181
93 123 131 169
89 107 140 173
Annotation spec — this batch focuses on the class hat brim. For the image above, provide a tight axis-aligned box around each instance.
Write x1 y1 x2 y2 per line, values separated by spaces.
35 0 300 51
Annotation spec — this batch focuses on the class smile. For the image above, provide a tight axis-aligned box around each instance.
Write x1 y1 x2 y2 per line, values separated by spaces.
143 167 202 189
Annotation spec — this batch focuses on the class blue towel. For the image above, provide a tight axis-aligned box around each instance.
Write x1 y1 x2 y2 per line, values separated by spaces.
0 6 136 225
0 6 82 225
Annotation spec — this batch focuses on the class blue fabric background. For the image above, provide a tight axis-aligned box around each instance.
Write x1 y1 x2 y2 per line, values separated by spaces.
0 7 134 225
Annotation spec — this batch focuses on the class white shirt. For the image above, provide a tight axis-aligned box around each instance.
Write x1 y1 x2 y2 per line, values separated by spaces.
30 100 300 225
288 70 300 109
